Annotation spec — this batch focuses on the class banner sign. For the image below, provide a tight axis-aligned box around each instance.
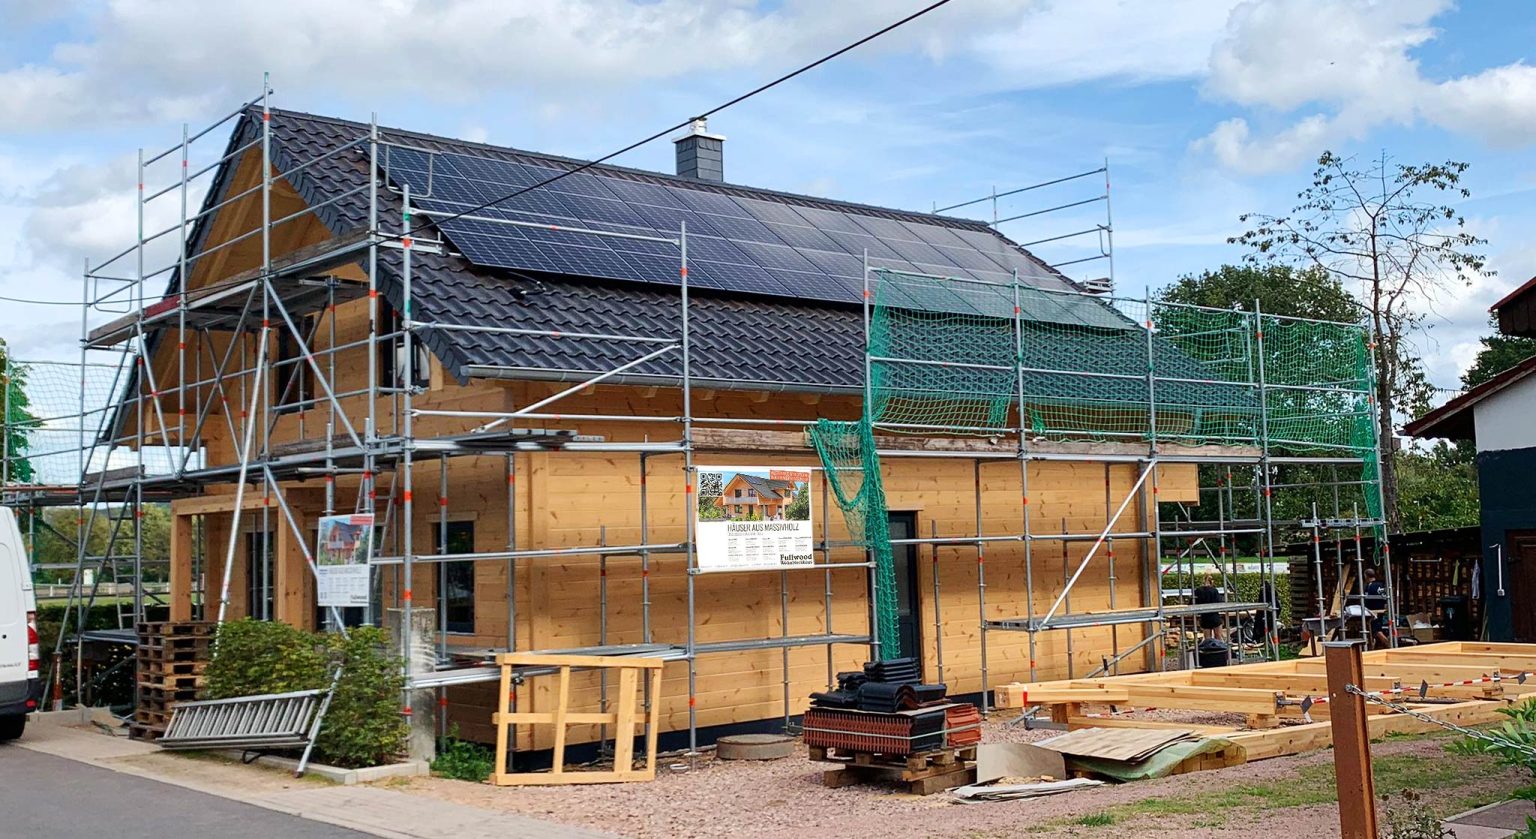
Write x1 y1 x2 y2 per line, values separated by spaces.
695 467 814 572
316 513 374 607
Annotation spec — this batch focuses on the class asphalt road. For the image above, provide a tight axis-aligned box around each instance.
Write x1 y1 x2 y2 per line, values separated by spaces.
0 743 371 838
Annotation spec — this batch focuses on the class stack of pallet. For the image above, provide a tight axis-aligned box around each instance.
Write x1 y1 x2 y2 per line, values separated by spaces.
804 658 981 794
131 621 214 742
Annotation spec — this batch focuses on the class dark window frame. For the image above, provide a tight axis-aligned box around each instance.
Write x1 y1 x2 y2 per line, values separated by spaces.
274 317 316 414
377 300 431 390
434 520 476 635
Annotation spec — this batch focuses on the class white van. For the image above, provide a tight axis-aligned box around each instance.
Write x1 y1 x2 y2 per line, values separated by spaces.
0 507 41 740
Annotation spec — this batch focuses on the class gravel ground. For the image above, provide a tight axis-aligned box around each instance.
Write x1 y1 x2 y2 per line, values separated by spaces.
390 720 1528 838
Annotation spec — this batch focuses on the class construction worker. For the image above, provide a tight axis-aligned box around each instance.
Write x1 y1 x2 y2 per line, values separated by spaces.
1193 573 1224 640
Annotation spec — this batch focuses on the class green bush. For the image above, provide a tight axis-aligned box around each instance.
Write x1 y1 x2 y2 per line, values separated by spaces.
1452 697 1536 838
204 620 407 769
432 728 495 782
204 619 327 697
316 626 408 769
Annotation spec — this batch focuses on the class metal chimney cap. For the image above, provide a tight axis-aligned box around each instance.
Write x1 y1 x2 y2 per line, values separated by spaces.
674 117 726 143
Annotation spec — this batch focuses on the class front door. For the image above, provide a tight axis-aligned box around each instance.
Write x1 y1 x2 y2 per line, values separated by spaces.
1508 531 1536 642
884 513 923 670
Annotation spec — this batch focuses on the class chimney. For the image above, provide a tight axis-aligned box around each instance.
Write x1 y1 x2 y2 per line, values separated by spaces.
674 118 726 182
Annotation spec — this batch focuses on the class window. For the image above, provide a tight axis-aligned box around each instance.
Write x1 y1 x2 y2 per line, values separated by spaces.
275 319 314 413
434 521 475 634
245 531 274 620
734 489 744 498
378 301 430 389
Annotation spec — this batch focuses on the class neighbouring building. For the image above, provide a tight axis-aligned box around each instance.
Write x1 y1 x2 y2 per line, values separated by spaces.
1405 276 1536 641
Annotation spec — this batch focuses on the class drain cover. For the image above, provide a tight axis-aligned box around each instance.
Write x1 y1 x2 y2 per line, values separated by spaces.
716 733 797 760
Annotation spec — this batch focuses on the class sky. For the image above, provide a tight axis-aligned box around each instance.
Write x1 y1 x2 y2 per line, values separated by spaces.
2 0 1534 413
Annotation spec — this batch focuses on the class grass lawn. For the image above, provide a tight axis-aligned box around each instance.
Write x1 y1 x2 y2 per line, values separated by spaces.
1038 734 1521 833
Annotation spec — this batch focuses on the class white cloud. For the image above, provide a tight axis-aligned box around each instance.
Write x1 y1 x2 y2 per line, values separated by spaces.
968 0 1242 88
1196 113 1339 174
1195 0 1536 173
1430 64 1536 147
0 1 1256 134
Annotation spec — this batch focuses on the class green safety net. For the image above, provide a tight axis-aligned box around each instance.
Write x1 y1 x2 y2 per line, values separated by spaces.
810 269 1385 658
807 419 900 659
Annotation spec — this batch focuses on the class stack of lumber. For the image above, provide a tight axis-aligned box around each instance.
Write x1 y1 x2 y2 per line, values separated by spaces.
131 621 214 742
990 641 1536 777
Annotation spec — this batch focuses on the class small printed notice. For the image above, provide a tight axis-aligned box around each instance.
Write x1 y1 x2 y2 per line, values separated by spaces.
695 467 814 572
316 513 374 607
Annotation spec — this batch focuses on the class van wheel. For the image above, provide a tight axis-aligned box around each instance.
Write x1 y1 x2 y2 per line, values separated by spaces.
0 715 24 741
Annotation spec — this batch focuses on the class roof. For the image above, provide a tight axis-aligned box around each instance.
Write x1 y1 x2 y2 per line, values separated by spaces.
735 474 796 500
1492 275 1536 338
125 109 1245 416
1491 275 1536 314
1403 353 1536 440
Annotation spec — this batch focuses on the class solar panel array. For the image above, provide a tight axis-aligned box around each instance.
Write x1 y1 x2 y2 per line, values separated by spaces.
383 146 1119 325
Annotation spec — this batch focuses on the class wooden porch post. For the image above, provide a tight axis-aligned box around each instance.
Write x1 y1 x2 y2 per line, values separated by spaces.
169 512 194 621
1326 639 1378 839
274 495 312 629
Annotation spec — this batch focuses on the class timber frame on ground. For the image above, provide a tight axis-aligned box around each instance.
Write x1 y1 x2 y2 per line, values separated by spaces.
995 641 1536 765
0 80 1392 760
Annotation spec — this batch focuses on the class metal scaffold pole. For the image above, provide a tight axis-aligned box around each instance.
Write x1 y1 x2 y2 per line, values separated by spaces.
680 221 698 760
399 182 417 726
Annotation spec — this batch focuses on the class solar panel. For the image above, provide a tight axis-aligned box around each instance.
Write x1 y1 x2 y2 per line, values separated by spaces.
381 147 1123 328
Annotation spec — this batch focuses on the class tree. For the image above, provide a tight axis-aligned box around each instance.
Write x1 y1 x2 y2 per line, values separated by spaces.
0 340 36 485
1160 265 1371 534
1159 264 1358 321
785 487 810 521
1230 152 1490 532
1395 441 1478 531
1461 319 1536 389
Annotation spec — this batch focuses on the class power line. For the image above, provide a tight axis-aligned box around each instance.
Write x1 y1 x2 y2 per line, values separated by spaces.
394 0 959 239
0 294 89 307
9 1 957 314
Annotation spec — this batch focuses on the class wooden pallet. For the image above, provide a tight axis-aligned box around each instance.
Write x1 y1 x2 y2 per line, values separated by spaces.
135 659 207 676
136 621 216 637
810 745 978 795
137 646 208 663
128 723 165 742
133 621 213 741
138 673 206 690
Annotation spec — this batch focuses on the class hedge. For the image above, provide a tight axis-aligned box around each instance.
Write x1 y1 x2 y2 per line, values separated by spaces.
1160 570 1293 627
204 620 408 768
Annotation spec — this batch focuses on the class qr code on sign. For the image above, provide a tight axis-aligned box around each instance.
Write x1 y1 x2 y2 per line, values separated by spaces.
698 471 724 499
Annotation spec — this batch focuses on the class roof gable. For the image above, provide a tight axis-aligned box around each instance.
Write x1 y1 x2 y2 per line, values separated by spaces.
1403 353 1536 440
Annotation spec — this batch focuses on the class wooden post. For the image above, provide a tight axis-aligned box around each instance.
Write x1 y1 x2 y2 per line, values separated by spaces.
1326 640 1378 839
169 513 194 621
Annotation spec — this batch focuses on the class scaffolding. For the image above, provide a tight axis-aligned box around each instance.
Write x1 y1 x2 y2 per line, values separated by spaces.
810 266 1388 711
0 81 1390 761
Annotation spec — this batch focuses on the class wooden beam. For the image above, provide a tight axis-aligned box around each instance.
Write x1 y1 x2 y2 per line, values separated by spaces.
994 683 1130 708
1326 641 1378 839
1098 683 1282 715
1066 716 1237 736
689 426 1262 458
172 493 270 516
1230 695 1526 761
169 513 194 622
1381 650 1536 671
274 502 310 628
1187 671 1397 693
497 652 665 669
